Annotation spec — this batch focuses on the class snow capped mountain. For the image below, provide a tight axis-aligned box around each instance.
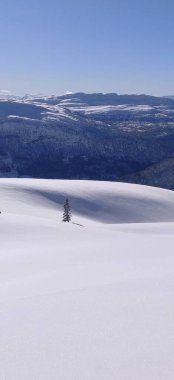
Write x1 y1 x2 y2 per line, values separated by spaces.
2 91 174 121
0 92 174 188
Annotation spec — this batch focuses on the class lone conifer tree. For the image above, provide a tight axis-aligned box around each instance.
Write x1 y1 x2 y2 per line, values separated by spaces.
62 197 71 222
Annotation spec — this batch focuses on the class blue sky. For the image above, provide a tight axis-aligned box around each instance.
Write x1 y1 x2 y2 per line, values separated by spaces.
0 0 173 96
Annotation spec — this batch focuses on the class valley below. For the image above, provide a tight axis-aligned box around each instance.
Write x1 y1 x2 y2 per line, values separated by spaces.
0 92 174 189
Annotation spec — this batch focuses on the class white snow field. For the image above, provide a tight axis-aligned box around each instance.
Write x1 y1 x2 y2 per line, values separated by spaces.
1 179 174 380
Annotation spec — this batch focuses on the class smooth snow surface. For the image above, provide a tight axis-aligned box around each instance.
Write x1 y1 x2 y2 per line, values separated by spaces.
0 179 174 380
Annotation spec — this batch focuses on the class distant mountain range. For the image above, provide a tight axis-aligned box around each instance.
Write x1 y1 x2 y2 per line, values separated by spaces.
0 92 174 189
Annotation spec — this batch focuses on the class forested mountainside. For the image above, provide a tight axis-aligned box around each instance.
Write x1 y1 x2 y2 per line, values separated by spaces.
120 157 174 189
0 92 174 188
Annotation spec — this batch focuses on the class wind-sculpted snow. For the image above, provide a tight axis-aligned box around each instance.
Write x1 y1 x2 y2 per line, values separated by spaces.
0 179 174 379
1 179 174 223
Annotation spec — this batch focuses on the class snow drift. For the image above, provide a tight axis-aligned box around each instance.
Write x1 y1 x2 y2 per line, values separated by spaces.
0 179 174 380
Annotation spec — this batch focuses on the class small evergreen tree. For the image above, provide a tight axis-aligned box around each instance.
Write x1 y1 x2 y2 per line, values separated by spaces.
62 197 71 222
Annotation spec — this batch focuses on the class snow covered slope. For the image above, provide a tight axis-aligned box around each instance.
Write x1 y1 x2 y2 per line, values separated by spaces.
1 179 174 380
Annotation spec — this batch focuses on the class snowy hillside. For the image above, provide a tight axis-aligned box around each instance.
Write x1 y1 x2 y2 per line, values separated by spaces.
1 179 174 380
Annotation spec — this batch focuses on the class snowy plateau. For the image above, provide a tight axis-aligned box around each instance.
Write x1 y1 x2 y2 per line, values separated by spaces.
1 178 174 380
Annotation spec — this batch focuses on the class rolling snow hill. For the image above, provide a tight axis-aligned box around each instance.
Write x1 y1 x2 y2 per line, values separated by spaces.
1 179 174 380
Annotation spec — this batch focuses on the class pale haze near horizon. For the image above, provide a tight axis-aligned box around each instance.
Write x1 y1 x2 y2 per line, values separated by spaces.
0 0 173 96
